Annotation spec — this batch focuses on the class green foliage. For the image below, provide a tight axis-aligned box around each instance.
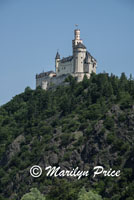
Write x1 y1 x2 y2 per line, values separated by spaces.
78 187 103 200
21 188 46 200
46 179 81 200
106 133 115 144
0 196 8 200
62 151 72 161
60 132 74 146
104 117 114 130
86 104 103 120
0 73 134 199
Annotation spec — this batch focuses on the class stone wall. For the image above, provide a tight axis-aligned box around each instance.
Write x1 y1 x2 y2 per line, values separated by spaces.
36 74 70 90
57 59 74 76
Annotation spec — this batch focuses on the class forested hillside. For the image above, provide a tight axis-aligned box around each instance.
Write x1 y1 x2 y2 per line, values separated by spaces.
0 73 134 200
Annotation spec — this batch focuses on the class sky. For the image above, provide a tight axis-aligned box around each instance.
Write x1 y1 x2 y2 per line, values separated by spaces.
0 0 134 105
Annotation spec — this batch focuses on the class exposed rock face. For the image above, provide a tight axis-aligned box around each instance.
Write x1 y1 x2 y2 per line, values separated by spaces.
49 153 59 165
0 135 25 165
8 135 25 159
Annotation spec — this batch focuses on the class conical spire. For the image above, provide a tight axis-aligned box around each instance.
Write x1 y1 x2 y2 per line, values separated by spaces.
55 51 60 59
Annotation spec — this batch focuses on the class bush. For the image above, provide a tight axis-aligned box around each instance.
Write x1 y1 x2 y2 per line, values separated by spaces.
21 188 46 200
104 117 114 130
78 187 103 200
106 133 115 144
60 133 74 146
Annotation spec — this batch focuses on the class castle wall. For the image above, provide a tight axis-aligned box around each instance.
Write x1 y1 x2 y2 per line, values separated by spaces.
84 63 89 73
36 74 70 90
77 50 86 72
72 72 90 82
57 59 73 76
84 62 96 74
36 76 50 89
92 63 96 73
49 74 69 86
55 59 60 73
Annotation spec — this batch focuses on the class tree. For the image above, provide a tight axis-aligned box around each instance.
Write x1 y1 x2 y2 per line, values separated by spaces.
82 74 89 88
21 188 46 200
77 187 103 200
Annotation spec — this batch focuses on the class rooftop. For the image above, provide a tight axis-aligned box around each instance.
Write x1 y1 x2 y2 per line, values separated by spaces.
60 56 73 63
75 42 86 49
36 71 56 78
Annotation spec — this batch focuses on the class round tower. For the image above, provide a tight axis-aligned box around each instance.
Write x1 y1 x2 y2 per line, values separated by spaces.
72 29 83 49
55 51 60 74
73 43 86 73
74 29 80 41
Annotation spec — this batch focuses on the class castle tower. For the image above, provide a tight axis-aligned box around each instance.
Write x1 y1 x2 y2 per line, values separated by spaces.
73 29 86 73
72 29 83 52
55 51 60 73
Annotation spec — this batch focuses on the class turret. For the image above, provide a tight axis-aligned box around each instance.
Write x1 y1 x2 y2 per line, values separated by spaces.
72 29 86 73
55 51 60 73
74 29 81 43
73 42 86 73
72 29 83 52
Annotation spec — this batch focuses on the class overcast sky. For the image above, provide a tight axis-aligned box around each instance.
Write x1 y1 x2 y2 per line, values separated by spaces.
0 0 134 105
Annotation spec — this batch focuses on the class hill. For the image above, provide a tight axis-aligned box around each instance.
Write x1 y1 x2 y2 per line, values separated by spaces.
0 73 134 200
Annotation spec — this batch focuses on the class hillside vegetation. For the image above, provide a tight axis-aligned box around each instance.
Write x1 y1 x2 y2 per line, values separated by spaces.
0 73 134 200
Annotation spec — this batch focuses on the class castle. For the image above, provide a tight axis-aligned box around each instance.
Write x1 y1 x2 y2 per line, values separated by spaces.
36 28 97 89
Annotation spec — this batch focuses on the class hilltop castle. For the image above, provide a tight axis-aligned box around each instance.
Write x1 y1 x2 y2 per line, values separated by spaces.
36 28 97 89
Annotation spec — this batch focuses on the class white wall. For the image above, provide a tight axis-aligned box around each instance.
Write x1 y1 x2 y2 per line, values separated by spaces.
74 48 86 73
57 59 73 76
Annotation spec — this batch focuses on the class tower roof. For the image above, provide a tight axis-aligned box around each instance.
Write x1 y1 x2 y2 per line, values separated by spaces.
75 42 86 49
55 51 60 59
